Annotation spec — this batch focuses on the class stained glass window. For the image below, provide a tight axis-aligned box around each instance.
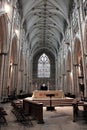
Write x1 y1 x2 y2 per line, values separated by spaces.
38 53 50 77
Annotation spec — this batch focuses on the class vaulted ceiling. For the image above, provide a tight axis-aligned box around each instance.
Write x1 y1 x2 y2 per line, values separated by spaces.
18 0 73 57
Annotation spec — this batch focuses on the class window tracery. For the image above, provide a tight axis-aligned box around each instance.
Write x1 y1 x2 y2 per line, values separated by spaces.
72 3 79 37
38 53 50 78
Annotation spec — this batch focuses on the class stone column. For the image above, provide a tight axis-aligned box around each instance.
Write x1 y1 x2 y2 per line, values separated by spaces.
26 75 29 93
17 69 24 94
1 54 10 97
62 72 66 93
73 65 79 96
67 71 73 94
9 64 17 94
63 74 66 93
57 55 61 89
26 57 30 93
66 71 69 93
29 58 32 93
21 70 24 92
24 74 27 93
6 5 15 95
0 53 5 99
77 0 87 96
13 64 18 92
55 58 58 89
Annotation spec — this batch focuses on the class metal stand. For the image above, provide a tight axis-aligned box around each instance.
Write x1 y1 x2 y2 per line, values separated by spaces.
46 94 55 111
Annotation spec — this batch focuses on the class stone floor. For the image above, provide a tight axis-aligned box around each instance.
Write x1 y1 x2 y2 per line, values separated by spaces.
0 102 87 130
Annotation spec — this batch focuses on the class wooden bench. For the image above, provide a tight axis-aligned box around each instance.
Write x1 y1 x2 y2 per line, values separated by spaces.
23 99 44 124
72 100 87 122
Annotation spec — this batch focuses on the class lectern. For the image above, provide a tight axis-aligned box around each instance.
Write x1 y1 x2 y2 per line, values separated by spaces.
46 94 55 111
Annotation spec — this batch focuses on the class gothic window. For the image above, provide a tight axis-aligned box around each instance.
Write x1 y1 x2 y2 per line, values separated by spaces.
38 53 50 78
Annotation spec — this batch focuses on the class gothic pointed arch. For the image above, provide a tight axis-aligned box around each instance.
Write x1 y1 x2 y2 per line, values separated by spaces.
32 49 55 91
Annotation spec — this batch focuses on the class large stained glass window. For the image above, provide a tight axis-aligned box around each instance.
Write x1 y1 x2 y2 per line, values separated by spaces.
38 53 50 78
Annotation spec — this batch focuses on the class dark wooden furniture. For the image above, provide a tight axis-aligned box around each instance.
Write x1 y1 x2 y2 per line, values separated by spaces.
11 101 32 125
23 99 44 124
72 100 87 122
31 98 74 107
25 97 78 122
0 107 7 124
46 94 55 111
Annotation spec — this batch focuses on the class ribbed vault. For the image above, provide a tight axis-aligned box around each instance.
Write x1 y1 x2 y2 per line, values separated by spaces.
19 0 73 57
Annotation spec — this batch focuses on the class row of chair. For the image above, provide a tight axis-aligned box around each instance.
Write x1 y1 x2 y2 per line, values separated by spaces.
0 107 7 125
11 101 33 126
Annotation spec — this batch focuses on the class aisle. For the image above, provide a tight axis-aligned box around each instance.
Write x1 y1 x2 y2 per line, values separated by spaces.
0 103 87 130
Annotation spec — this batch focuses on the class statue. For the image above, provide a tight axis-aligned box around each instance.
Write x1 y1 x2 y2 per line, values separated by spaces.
40 83 48 90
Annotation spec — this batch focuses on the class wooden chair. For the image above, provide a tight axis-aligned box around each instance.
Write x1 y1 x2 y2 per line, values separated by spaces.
0 107 7 125
11 101 33 126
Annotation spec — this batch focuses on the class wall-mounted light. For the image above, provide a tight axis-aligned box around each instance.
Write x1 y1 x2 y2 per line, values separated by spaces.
78 66 81 76
9 62 13 74
4 3 11 14
70 71 73 77
15 29 19 38
10 62 12 66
